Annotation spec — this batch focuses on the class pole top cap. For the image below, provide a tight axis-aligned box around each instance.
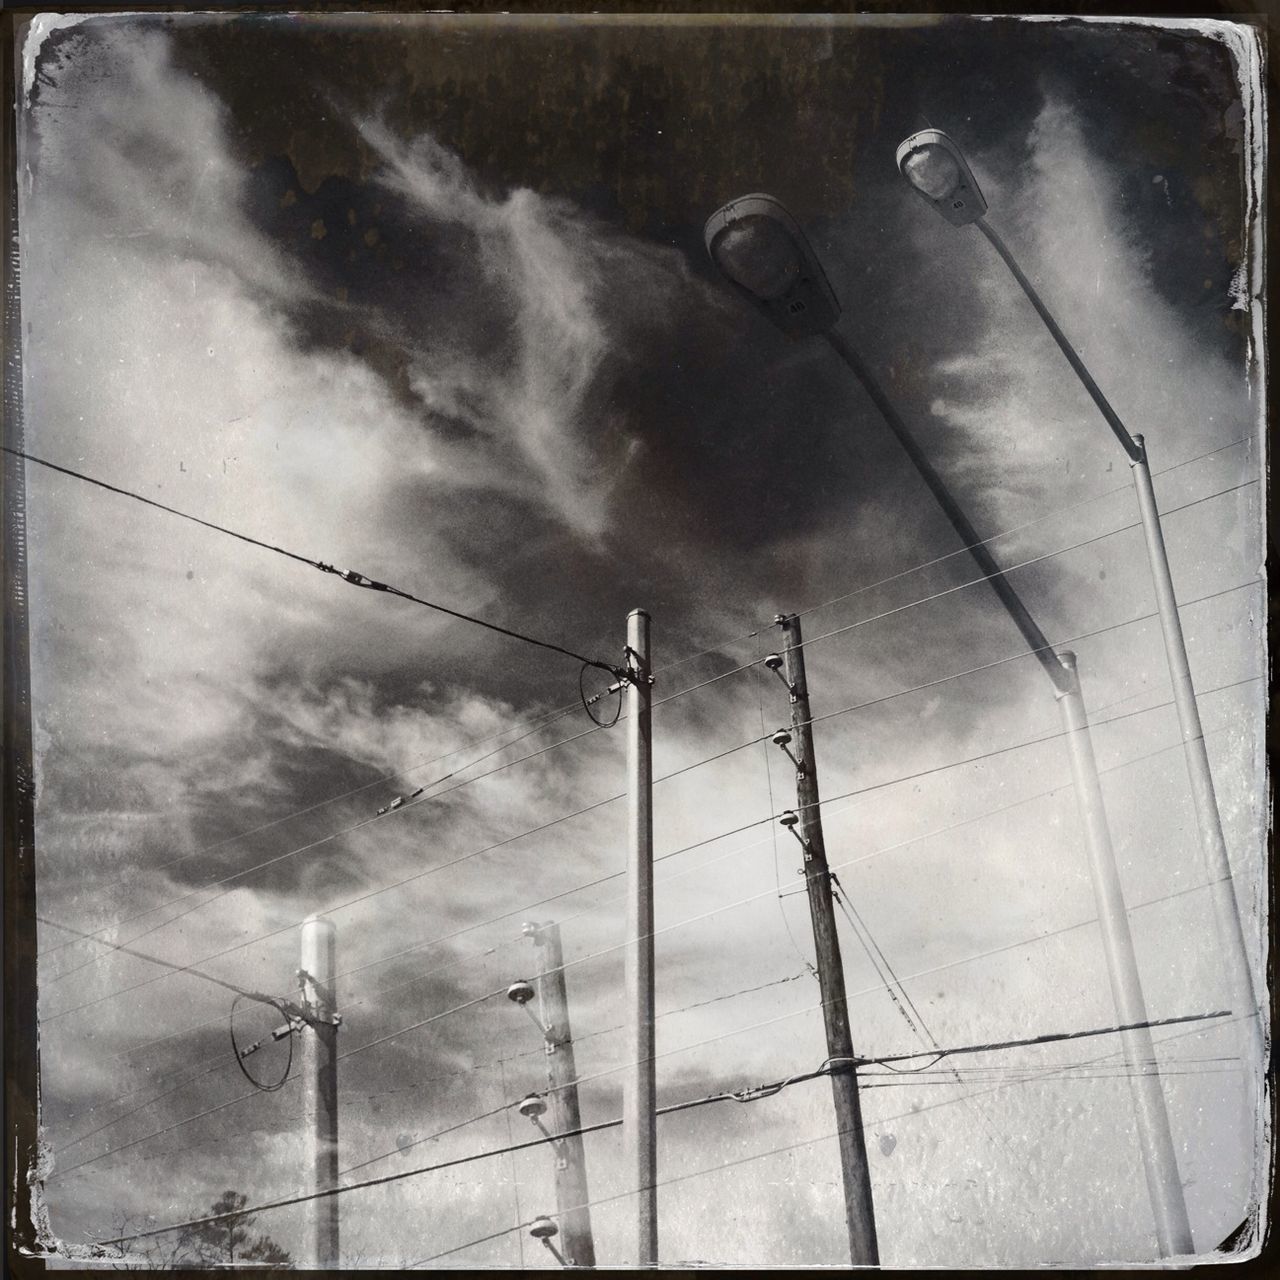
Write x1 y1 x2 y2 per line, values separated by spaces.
628 607 651 620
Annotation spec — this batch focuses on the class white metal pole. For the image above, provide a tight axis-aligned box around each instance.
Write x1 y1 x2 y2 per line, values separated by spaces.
978 217 1262 1060
300 915 339 1269
1055 651 1194 1257
623 608 656 1266
1130 437 1263 1063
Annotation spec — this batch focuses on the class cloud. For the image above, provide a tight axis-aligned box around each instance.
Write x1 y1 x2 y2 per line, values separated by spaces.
19 20 1265 1269
355 117 723 543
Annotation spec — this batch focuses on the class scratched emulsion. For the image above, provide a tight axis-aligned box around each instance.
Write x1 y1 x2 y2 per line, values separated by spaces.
13 13 1267 1269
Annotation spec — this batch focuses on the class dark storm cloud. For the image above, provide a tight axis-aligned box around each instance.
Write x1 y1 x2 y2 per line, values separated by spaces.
25 15 1249 722
152 14 1249 656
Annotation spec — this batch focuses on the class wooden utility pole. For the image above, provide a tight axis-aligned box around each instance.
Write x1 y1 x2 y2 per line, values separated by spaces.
622 607 657 1267
300 915 340 1268
529 920 596 1268
776 612 879 1266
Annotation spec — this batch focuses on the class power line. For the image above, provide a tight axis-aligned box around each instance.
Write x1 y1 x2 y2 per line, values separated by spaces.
799 480 1258 654
90 1007 1228 1252
42 702 620 983
6 446 622 675
44 636 1259 1039
640 478 1249 721
35 915 283 1009
40 699 582 967
55 665 1259 1095
58 939 503 1159
793 438 1249 622
646 437 1246 679
415 1020 1245 1266
80 1045 1241 1181
40 491 1259 1019
39 464 1257 980
344 678 1253 1063
54 683 1257 1187
53 966 810 1181
52 850 1239 1183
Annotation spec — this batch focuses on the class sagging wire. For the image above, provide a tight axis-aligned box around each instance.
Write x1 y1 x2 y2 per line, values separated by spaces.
229 992 303 1093
578 662 624 729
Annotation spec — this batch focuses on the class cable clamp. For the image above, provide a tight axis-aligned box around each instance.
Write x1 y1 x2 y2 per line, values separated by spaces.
731 1081 784 1103
338 568 391 592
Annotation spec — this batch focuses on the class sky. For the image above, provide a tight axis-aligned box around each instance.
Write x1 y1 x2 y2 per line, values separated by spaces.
14 11 1269 1270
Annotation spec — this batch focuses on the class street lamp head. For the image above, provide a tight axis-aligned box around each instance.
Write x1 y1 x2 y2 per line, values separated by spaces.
771 729 793 748
704 193 841 338
529 1216 559 1240
895 129 987 227
506 979 536 1005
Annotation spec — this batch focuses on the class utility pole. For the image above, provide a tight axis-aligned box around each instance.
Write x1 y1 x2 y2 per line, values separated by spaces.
300 915 340 1268
527 920 596 1268
622 607 657 1267
775 612 879 1267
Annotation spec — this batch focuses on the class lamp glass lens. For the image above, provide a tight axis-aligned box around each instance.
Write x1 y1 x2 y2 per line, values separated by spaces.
902 145 962 201
712 215 803 300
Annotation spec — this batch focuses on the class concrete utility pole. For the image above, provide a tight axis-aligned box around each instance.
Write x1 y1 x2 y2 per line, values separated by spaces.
528 920 596 1268
300 915 340 1268
776 612 879 1267
622 607 657 1267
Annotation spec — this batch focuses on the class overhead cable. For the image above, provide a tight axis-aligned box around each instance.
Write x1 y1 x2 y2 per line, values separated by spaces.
40 461 1257 977
90 1007 1228 1251
4 446 622 676
43 648 1258 1030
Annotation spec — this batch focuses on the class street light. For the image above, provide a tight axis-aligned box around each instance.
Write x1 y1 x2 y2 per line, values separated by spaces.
896 124 1263 1138
705 192 1195 1258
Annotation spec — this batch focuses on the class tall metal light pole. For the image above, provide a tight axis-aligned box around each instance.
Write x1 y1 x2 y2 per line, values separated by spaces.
622 608 657 1266
894 127 1264 1077
704 193 1194 1257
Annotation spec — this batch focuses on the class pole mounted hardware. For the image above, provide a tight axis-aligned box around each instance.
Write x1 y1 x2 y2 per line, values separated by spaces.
296 969 342 1026
770 728 805 774
527 919 598 1267
237 1012 305 1061
762 651 798 698
530 1217 567 1266
621 644 656 687
507 979 549 1033
517 1093 548 1120
516 1093 558 1143
778 809 812 856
